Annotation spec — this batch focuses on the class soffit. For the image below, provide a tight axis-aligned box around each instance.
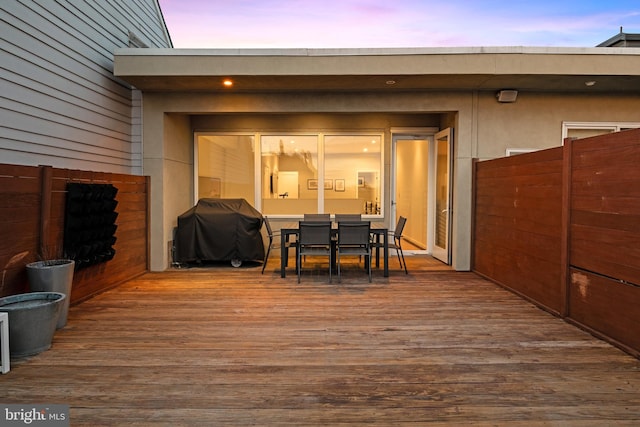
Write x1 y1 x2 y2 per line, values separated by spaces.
114 47 640 93
117 74 640 93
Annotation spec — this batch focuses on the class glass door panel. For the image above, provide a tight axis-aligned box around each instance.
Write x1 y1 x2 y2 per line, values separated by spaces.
432 128 452 264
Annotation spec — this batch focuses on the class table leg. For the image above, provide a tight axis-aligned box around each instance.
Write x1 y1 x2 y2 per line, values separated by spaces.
280 233 287 278
383 231 389 277
331 241 337 273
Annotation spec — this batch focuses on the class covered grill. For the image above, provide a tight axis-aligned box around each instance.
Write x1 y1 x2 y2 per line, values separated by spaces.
175 199 264 266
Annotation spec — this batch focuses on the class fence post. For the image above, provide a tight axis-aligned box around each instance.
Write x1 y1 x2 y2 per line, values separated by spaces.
38 165 53 259
470 158 479 271
559 138 574 318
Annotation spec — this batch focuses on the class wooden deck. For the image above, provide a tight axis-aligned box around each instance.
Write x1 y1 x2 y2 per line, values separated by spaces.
4 256 640 426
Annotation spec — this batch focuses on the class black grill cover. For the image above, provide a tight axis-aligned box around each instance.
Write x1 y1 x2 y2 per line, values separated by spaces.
175 199 264 263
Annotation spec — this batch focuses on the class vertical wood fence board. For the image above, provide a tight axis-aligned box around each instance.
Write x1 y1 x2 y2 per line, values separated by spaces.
473 129 640 356
473 147 564 314
566 129 640 355
571 226 640 283
0 164 42 296
569 268 640 358
0 163 148 301
569 130 640 285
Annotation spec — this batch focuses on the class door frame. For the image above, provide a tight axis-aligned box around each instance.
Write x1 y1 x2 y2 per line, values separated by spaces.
390 127 439 254
431 128 454 264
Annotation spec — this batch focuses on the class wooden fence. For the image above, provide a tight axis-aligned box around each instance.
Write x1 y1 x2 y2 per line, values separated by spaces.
473 147 564 313
0 164 149 304
473 129 640 357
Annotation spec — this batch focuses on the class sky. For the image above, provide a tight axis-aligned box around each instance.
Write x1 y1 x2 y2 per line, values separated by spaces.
158 0 640 49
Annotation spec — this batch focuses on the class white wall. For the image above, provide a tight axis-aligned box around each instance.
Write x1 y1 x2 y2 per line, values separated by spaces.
0 0 171 173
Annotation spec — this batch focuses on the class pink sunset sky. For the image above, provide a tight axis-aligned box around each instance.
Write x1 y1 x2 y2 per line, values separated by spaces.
158 0 640 49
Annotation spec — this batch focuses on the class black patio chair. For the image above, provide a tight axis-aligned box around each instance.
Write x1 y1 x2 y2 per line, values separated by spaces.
261 216 296 274
372 216 408 274
297 221 332 283
303 213 330 221
337 221 372 282
334 214 362 223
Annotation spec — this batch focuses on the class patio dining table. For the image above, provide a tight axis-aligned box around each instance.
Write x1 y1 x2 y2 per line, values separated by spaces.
280 222 389 278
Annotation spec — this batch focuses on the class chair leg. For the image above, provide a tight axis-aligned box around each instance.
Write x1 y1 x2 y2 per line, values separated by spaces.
395 247 403 269
297 251 302 283
397 240 408 274
261 242 272 274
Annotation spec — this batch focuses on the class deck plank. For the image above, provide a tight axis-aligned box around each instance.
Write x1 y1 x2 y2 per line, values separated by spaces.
3 256 640 426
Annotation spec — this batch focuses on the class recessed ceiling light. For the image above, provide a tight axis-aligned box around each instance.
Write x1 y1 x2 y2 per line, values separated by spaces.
386 80 396 85
585 81 596 87
223 79 233 87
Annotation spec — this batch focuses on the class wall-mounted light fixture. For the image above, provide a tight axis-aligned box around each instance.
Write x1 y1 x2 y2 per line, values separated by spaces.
496 89 518 103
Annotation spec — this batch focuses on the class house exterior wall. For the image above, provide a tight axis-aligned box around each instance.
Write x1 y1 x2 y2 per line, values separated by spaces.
140 89 639 272
0 0 171 174
475 92 640 159
140 91 472 271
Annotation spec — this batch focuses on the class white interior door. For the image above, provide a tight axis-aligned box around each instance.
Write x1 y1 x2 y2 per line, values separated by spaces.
276 171 299 199
392 134 430 252
396 139 428 249
431 128 453 264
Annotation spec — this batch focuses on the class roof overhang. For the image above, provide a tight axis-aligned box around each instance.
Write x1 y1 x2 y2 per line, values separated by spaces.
114 46 640 93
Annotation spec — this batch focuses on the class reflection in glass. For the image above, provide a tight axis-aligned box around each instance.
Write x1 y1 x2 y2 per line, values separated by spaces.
435 137 449 248
261 135 318 215
196 133 383 216
197 134 255 203
324 135 382 215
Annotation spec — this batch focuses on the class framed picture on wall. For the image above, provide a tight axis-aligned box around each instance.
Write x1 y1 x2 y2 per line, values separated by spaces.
307 179 318 190
324 179 333 190
357 177 365 187
335 179 345 192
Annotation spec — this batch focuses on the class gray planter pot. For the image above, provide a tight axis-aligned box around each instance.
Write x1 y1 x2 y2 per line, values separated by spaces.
0 292 65 358
27 259 74 329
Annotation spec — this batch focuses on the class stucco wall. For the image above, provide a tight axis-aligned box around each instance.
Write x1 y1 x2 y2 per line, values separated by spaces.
474 92 640 158
143 101 192 271
141 89 638 271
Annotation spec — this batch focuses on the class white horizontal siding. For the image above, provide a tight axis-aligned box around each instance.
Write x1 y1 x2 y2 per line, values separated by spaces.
0 0 171 174
1 67 131 135
131 89 143 168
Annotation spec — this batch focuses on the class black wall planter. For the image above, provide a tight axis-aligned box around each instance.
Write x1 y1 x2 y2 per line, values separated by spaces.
64 183 118 270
